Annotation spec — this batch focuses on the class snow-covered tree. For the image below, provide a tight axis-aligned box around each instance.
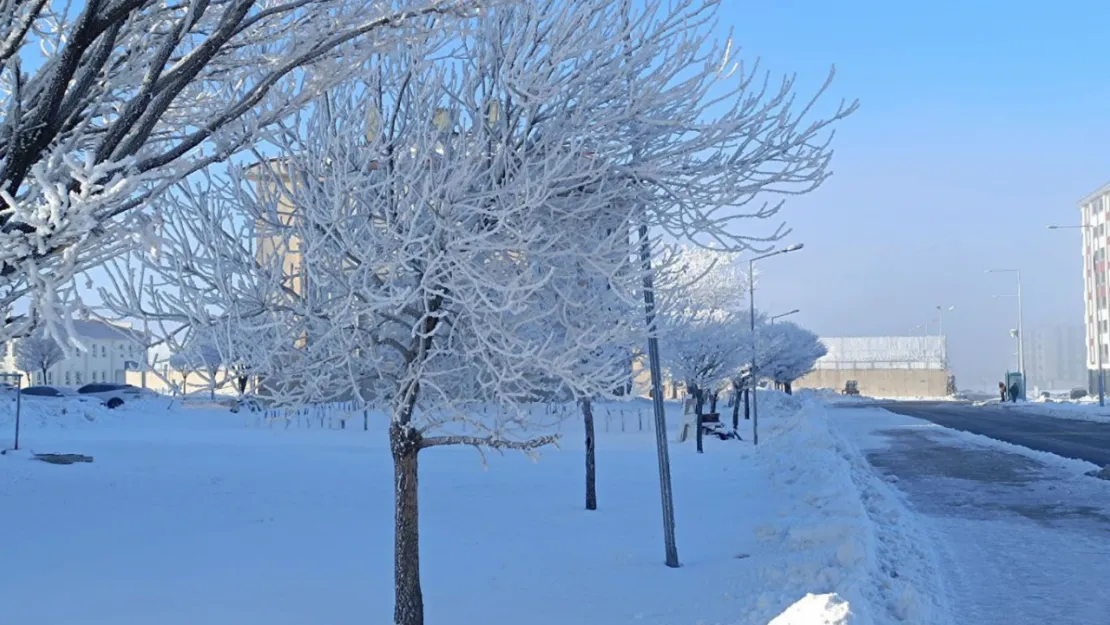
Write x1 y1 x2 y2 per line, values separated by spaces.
758 321 826 394
663 246 750 317
0 0 481 346
661 308 751 449
103 0 856 622
14 334 64 385
168 342 221 397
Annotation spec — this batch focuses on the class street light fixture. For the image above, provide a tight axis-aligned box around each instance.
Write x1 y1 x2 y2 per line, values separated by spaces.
1048 224 1105 406
986 268 1025 394
771 309 800 324
749 243 804 445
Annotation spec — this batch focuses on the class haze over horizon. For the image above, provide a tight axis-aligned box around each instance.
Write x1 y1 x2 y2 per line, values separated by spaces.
722 0 1108 389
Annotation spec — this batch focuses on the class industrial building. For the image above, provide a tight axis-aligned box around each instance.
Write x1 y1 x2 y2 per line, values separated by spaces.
795 336 950 398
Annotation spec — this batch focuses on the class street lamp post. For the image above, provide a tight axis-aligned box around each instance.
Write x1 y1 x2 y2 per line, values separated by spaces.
1048 224 1105 406
749 243 804 446
936 305 954 338
936 305 954 370
987 269 1025 395
770 309 800 324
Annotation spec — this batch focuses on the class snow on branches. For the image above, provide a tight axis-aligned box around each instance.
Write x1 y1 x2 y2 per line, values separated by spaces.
0 0 480 344
757 321 827 388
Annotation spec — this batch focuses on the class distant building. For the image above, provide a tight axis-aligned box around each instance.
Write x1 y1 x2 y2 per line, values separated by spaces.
1079 185 1110 394
1025 324 1085 391
794 336 950 398
0 320 147 387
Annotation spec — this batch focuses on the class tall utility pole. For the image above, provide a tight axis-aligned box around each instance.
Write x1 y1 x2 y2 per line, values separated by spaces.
988 269 1025 395
637 225 679 568
623 0 677 569
1048 224 1105 406
749 244 804 445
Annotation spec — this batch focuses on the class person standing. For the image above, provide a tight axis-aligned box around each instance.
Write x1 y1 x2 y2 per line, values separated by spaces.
999 381 1007 402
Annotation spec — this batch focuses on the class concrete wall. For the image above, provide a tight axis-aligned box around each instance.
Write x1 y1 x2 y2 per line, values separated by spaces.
795 367 949 398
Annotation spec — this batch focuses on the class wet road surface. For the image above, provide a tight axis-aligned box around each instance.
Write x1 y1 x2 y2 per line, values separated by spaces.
871 401 1110 467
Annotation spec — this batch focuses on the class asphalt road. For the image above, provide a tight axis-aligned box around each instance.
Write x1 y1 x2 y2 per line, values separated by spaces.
870 401 1110 467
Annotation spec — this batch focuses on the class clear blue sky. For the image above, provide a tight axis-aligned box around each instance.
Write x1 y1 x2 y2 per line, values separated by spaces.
721 0 1110 389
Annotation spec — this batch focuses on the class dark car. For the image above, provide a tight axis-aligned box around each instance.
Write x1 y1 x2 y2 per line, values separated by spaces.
75 383 154 409
21 385 76 397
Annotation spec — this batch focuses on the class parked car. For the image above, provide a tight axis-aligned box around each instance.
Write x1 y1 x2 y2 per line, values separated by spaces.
20 385 80 398
842 380 860 396
75 383 155 409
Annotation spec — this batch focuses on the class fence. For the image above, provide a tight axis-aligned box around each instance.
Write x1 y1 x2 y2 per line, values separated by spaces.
252 400 658 434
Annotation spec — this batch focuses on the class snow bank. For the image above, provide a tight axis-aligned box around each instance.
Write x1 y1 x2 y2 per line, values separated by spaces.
753 397 949 625
0 396 118 432
994 400 1110 423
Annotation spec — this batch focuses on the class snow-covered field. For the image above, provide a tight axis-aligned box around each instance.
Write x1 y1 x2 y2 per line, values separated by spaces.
0 392 938 625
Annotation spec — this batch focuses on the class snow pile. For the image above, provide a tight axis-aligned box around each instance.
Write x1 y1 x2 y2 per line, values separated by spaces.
751 397 947 625
994 400 1110 423
0 396 118 432
767 593 851 625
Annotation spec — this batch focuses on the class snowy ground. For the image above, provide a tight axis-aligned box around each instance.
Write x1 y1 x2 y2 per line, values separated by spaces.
832 406 1110 625
0 392 940 625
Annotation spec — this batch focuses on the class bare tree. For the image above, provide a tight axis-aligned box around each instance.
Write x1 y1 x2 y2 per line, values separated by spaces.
15 334 64 384
0 0 482 344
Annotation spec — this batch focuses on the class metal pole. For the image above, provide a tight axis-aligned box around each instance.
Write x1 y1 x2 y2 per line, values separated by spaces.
13 373 22 451
749 258 759 446
637 224 679 568
1096 232 1106 406
1016 270 1025 395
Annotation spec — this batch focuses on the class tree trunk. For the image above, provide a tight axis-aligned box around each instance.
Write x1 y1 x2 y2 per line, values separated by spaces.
391 423 424 625
731 381 742 430
692 385 705 454
40 365 47 385
744 388 751 420
581 397 597 511
784 382 792 395
709 391 718 413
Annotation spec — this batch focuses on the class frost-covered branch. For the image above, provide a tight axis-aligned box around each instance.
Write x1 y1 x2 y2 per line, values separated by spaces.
0 0 482 344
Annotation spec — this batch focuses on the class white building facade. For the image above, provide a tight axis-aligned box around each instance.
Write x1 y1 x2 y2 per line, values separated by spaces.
1079 186 1110 394
0 320 147 387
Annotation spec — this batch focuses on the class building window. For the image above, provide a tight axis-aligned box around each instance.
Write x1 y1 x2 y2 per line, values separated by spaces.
47 372 52 384
75 372 82 385
64 371 71 385
91 371 97 382
101 345 107 358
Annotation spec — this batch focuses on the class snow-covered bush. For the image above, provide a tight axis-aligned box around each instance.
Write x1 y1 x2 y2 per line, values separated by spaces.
758 321 827 393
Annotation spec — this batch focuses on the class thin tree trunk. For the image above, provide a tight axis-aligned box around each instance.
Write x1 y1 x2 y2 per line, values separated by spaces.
784 382 792 395
731 381 741 430
581 397 597 511
709 391 718 413
391 422 424 625
692 385 705 454
744 388 751 420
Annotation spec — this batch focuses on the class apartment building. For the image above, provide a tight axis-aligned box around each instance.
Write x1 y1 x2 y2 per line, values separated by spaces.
1079 186 1110 393
0 320 147 387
